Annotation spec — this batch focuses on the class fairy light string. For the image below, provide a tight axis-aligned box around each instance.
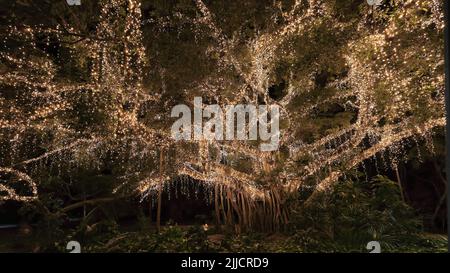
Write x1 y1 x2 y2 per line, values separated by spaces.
0 0 445 220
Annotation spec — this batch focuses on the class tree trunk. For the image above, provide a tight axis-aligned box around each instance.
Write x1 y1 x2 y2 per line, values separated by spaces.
395 165 405 202
156 149 164 233
149 197 153 226
214 183 221 228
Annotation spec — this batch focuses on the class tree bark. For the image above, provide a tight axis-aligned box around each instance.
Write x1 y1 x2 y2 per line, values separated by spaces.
395 165 405 202
149 197 153 226
214 183 221 228
156 149 164 233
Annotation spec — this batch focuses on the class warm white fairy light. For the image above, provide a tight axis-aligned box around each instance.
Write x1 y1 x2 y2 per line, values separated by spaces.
0 0 445 227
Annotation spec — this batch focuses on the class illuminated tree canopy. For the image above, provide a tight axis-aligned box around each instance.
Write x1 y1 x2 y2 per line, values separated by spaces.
0 0 445 231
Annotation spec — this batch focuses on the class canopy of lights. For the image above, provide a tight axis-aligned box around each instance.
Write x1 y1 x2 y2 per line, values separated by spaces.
0 0 445 229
